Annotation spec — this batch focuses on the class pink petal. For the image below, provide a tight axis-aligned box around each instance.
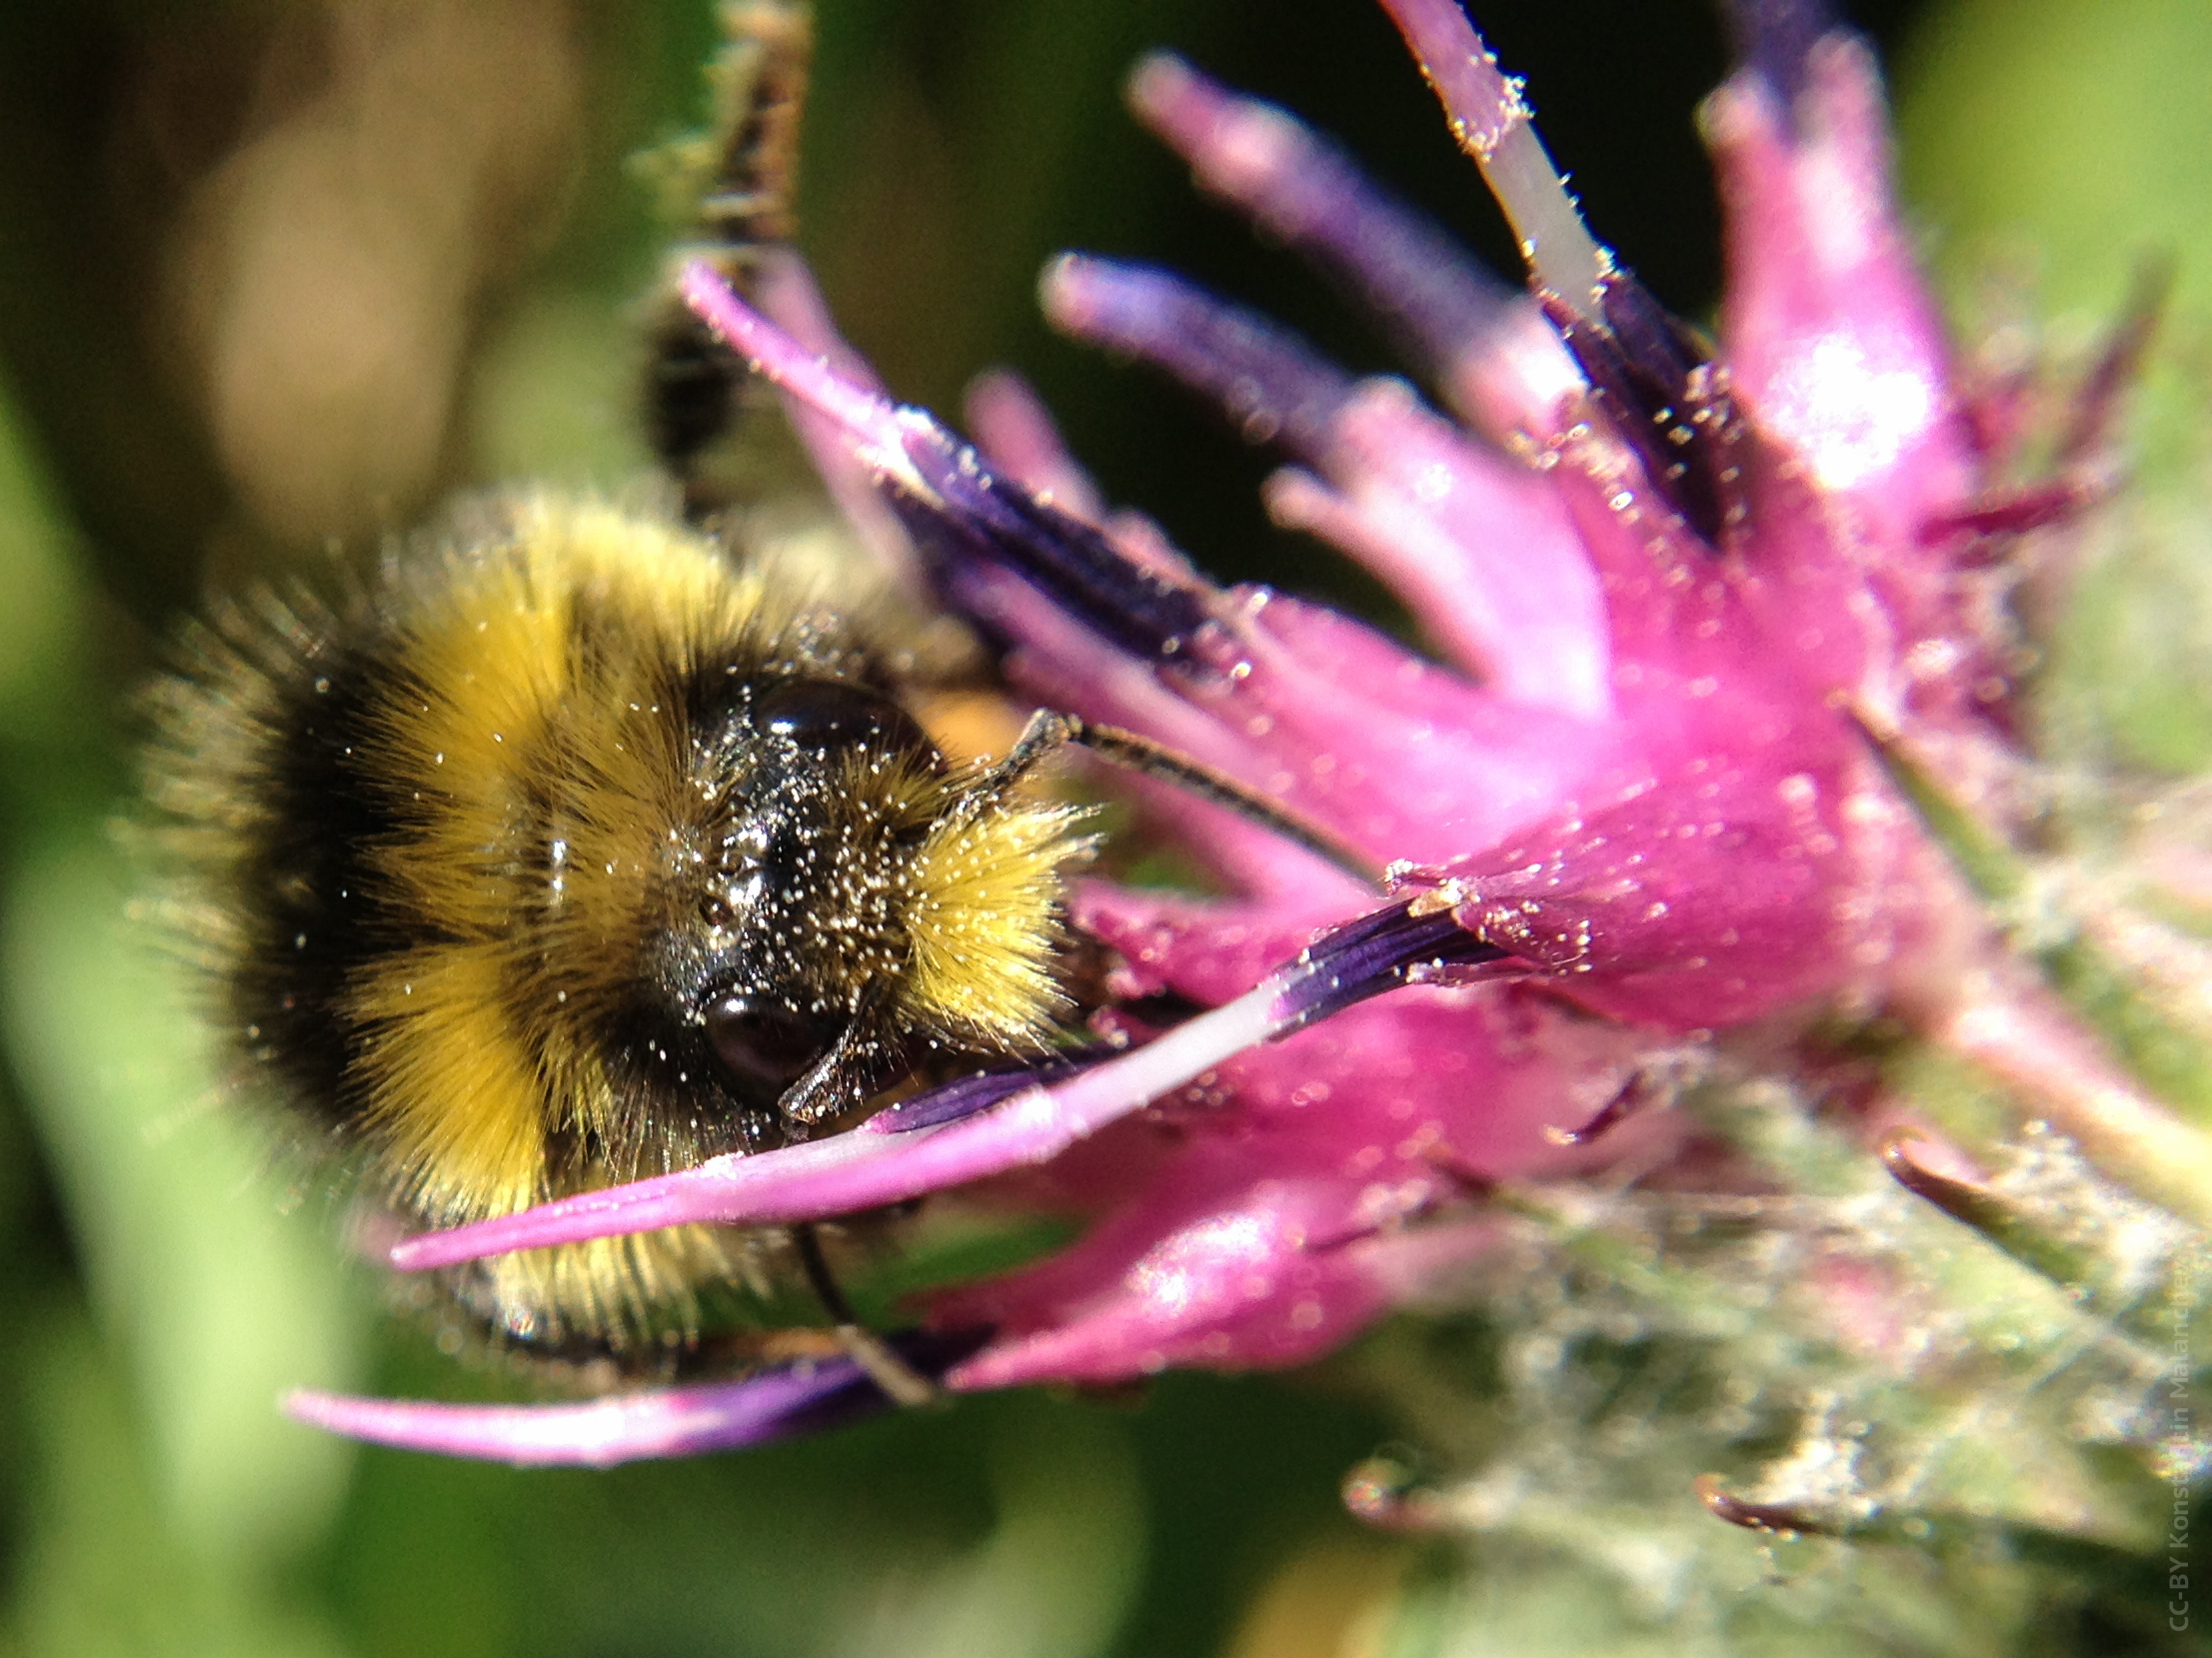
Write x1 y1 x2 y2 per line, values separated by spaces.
1705 37 1976 559
390 904 1500 1271
963 369 1106 523
285 1330 987 1466
1123 51 1566 438
1270 377 1609 717
1373 0 1608 321
1041 256 1606 716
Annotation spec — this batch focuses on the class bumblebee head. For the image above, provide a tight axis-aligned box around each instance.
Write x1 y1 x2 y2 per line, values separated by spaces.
642 675 963 1133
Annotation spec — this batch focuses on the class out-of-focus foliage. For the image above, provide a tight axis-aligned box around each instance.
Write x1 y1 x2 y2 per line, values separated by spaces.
8 0 2209 1655
1902 0 2212 775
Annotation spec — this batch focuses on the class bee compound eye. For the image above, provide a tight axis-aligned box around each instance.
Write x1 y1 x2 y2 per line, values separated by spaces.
757 680 941 767
704 993 842 1091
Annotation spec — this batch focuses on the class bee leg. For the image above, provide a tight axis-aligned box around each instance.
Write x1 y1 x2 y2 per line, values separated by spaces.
776 977 895 1127
792 1222 942 1408
966 708 1078 797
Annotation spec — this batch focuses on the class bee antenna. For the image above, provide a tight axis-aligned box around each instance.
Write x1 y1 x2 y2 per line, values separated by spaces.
987 709 1381 887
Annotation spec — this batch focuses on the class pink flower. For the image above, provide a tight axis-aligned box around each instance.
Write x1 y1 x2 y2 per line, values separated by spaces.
291 0 2203 1464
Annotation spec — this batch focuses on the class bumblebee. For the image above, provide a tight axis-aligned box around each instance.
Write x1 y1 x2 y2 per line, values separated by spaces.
144 492 1092 1361
141 2 1093 1368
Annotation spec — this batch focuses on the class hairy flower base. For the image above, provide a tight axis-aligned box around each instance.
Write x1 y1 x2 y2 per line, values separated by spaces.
293 0 2212 1555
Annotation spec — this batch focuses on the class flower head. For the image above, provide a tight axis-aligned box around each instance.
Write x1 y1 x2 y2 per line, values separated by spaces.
295 0 2212 1533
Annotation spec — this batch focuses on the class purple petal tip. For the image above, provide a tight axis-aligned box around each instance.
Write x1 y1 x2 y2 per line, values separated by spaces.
1723 0 1844 106
285 1330 992 1466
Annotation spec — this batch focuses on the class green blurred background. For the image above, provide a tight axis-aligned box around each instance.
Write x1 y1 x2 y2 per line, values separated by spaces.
1 1 2208 1654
